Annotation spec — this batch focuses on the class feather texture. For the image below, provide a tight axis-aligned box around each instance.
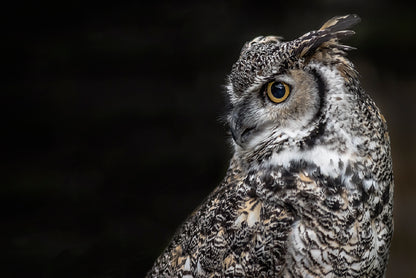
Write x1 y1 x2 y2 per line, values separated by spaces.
147 15 393 278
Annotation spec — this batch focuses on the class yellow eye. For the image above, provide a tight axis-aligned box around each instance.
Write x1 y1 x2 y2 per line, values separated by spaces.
266 81 290 103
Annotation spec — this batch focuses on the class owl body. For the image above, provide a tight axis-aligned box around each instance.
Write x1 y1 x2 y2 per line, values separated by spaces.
147 15 393 277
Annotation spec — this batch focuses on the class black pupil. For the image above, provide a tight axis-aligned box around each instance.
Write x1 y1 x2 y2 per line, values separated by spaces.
271 82 286 98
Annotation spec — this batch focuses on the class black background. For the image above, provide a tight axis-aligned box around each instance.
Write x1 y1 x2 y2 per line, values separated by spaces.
5 1 416 277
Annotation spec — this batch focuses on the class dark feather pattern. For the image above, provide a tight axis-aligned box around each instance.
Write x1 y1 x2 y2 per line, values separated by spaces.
295 15 361 58
147 15 393 278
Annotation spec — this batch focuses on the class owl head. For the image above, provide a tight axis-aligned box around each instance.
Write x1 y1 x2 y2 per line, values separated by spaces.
226 15 372 166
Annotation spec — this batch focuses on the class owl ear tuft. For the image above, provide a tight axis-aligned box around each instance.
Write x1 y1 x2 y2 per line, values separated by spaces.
318 14 361 32
295 14 361 58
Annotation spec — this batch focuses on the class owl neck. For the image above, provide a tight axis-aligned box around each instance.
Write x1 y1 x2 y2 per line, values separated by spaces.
235 134 357 179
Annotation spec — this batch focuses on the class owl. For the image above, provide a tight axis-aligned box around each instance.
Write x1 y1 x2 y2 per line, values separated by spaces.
147 14 393 277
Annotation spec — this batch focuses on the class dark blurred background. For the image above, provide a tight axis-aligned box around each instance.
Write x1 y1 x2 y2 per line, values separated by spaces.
4 1 416 277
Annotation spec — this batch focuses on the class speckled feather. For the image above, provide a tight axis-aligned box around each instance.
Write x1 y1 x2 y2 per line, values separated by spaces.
147 15 393 277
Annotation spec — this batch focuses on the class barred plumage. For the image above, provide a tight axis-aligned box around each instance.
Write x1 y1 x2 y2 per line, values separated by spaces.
147 14 393 277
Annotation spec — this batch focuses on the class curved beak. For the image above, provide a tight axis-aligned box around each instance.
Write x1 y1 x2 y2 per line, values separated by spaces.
230 111 257 147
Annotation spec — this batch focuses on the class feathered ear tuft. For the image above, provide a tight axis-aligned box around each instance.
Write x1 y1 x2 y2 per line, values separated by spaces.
294 14 361 58
318 14 361 32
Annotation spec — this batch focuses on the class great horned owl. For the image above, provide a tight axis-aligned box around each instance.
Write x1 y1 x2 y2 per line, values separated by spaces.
147 14 393 277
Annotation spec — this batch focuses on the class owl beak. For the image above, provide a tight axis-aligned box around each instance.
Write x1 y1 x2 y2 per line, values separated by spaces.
230 124 243 146
230 115 257 147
